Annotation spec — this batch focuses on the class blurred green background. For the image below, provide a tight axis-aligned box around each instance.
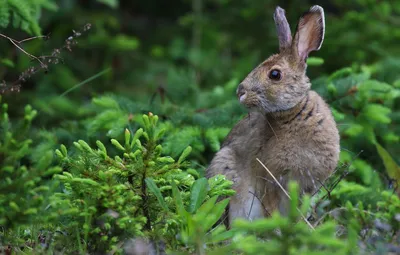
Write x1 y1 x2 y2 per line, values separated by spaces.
1 1 398 105
2 0 399 163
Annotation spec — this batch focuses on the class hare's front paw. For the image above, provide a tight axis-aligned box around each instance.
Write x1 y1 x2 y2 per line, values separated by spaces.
229 185 266 223
207 147 239 183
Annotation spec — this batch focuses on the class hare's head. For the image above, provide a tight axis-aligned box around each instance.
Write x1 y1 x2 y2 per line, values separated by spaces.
237 6 325 112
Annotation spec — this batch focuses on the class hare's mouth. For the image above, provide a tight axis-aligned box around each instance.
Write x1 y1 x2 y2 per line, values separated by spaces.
239 93 247 103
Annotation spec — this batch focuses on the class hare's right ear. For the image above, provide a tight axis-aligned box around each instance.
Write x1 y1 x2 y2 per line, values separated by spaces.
274 6 292 52
292 5 325 63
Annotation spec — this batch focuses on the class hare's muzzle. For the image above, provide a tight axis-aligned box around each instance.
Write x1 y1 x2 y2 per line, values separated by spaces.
237 84 246 102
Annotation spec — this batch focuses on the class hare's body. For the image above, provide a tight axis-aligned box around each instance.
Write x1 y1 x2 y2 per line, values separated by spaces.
207 91 339 221
206 6 340 224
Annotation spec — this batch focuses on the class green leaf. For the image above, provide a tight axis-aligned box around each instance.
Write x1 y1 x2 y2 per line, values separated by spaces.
124 128 131 147
92 96 119 109
111 139 125 151
0 0 10 28
8 0 40 35
35 150 53 170
328 67 352 81
41 1 58 11
307 57 324 66
9 201 20 212
43 167 62 177
233 214 288 232
364 126 377 144
171 181 187 216
383 132 399 143
344 124 364 137
178 146 192 164
111 34 139 51
288 181 299 220
359 80 392 93
203 198 229 231
197 195 218 215
145 178 169 212
188 177 209 213
72 178 100 186
207 228 235 244
23 208 37 215
331 107 345 121
376 143 400 182
1 58 14 67
362 104 391 124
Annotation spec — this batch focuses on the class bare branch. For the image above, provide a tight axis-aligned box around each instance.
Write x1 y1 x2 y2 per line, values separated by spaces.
0 23 92 94
0 33 46 68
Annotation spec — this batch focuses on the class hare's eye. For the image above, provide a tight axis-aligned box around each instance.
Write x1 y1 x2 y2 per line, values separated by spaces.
269 69 282 81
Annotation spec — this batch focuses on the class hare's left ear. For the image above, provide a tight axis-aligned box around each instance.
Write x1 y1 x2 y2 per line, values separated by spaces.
292 5 325 63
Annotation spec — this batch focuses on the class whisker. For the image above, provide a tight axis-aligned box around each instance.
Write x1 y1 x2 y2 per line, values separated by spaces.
265 116 279 141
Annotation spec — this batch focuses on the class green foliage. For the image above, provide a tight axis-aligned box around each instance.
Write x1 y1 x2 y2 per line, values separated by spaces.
0 0 57 35
52 113 186 252
327 182 400 253
166 182 359 255
376 143 400 183
229 182 357 255
50 113 234 253
82 93 239 165
0 96 61 246
313 64 400 189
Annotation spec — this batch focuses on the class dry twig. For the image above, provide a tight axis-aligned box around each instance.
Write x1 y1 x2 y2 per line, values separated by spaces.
256 158 315 230
0 23 92 94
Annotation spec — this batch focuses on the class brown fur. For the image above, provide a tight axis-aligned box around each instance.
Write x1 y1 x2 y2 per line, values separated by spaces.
207 5 339 225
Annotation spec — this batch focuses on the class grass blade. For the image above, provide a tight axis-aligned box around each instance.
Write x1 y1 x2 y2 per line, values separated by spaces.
59 68 111 97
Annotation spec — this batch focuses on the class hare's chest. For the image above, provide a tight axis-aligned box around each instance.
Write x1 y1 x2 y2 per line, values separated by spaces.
253 131 317 178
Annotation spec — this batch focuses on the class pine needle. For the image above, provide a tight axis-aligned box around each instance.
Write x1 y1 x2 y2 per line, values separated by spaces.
256 158 315 231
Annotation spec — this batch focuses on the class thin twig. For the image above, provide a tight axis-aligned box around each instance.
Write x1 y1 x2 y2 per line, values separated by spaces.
0 33 46 68
256 158 315 231
15 35 49 44
317 179 331 199
248 190 271 217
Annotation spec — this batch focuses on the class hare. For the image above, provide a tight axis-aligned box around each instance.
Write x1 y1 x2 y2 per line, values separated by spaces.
207 5 340 225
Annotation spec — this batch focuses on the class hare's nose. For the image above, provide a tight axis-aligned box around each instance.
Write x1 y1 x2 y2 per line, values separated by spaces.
237 84 246 102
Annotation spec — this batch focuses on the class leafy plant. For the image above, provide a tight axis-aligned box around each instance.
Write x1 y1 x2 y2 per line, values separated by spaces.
0 0 57 35
229 182 359 255
50 113 234 253
0 96 61 246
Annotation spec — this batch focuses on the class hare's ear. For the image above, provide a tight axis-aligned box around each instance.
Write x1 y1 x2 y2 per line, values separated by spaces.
292 5 325 63
274 6 292 52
